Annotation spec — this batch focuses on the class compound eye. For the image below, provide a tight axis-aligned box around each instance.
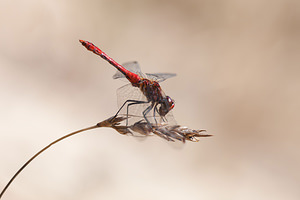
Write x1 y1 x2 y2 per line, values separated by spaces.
166 96 175 110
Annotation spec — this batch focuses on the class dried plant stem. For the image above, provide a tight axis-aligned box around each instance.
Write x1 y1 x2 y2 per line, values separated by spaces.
0 125 99 199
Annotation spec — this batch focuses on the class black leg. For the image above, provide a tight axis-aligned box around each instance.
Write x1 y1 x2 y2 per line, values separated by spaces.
114 99 148 117
114 99 158 128
142 103 155 127
153 104 159 125
126 100 149 126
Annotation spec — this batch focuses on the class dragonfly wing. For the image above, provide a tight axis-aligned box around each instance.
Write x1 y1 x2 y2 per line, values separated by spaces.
113 61 145 80
116 83 150 123
117 83 145 109
162 110 177 126
145 73 177 82
113 61 176 83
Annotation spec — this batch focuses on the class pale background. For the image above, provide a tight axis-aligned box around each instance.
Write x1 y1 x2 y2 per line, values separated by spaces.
1 0 299 200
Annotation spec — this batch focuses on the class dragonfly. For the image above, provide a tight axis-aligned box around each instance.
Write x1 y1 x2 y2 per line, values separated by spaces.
79 40 176 127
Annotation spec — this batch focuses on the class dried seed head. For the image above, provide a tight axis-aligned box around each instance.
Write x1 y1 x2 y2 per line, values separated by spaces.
97 115 211 142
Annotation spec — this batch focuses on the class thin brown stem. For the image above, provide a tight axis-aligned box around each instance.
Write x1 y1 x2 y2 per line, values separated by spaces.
0 125 99 199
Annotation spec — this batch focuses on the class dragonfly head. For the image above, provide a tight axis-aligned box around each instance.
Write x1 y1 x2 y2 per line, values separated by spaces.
159 96 175 116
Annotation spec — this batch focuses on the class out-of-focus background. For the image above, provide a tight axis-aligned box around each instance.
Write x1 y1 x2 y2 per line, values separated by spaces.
1 0 299 199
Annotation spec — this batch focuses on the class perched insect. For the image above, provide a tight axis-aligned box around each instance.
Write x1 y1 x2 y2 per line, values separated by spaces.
80 40 176 126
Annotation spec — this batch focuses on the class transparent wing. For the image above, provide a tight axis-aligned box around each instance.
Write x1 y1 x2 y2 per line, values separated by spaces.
145 73 176 82
113 61 176 82
116 84 147 115
113 61 145 80
116 84 149 125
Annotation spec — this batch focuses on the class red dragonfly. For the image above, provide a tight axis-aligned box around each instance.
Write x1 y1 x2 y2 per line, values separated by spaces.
79 40 176 127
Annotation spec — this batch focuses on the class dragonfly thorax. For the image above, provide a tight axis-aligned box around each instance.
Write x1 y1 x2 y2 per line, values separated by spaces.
139 79 163 102
138 79 175 116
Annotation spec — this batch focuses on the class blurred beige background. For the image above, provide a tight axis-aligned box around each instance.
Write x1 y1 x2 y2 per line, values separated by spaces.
1 0 300 199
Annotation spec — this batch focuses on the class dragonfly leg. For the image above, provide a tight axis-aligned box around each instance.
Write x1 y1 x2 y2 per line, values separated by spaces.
142 103 155 128
126 100 150 126
114 100 145 117
113 99 149 125
153 104 160 125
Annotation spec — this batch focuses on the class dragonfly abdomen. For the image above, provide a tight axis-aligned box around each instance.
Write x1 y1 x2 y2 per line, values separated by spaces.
80 40 141 85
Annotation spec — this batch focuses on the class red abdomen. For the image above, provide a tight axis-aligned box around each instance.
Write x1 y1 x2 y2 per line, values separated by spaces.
80 40 141 85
